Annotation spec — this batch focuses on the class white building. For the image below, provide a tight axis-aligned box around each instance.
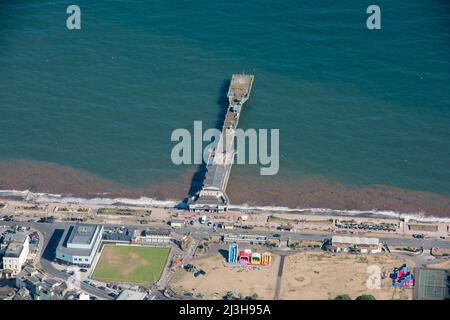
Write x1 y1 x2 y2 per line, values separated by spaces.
2 233 30 276
137 229 172 245
116 289 147 300
331 236 381 253
56 224 103 266
170 219 184 229
78 292 90 300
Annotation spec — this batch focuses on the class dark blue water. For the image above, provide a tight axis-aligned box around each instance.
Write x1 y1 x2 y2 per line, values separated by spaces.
0 1 449 202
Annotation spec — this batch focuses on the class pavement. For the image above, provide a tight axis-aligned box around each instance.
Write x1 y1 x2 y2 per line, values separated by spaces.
2 219 449 300
274 255 285 300
177 225 450 250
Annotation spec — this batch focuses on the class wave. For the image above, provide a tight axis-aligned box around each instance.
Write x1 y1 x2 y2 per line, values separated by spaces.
229 203 450 223
1 189 449 223
0 189 178 208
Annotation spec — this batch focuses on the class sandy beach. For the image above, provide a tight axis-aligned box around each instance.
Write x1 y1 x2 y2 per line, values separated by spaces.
170 252 279 299
280 251 414 300
0 160 449 218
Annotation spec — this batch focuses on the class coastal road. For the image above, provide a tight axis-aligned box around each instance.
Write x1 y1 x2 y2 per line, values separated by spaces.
176 225 450 249
4 219 450 251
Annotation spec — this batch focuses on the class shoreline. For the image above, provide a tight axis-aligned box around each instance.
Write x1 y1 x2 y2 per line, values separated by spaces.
1 188 449 223
0 160 449 220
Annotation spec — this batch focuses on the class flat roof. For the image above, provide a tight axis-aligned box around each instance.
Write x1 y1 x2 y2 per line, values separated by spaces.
144 229 171 236
68 224 98 246
116 289 146 300
332 236 379 246
57 224 102 257
5 243 24 258
4 231 28 244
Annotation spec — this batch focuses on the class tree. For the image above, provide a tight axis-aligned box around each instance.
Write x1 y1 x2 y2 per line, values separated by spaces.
356 294 376 300
334 294 351 300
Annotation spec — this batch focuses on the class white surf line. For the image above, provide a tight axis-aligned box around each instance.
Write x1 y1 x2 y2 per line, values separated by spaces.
1 189 449 223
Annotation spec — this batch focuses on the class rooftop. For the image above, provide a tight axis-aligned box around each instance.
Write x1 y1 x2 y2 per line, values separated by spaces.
57 224 103 256
4 231 28 244
144 229 171 237
331 236 380 246
4 242 25 258
116 289 147 300
68 224 97 246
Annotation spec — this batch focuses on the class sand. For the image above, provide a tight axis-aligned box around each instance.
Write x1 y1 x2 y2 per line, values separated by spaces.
427 260 450 269
280 251 414 300
1 159 450 217
170 252 279 299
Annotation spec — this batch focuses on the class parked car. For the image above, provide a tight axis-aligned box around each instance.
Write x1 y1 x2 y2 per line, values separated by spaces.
80 268 88 273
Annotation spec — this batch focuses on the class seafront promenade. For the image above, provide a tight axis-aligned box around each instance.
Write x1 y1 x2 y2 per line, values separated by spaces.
1 198 449 242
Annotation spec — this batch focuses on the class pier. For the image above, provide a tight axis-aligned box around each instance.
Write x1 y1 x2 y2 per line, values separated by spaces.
189 74 254 212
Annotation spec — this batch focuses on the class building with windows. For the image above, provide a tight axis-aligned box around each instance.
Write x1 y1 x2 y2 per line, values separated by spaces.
2 232 30 276
16 267 70 300
103 226 135 243
56 224 103 266
136 229 172 245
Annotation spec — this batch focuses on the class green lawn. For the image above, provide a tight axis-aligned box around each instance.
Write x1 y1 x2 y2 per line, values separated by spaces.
92 245 170 284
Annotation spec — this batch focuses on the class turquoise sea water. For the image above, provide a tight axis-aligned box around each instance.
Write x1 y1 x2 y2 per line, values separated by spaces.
0 1 449 199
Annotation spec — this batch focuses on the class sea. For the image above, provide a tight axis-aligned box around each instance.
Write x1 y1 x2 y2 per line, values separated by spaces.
0 0 449 219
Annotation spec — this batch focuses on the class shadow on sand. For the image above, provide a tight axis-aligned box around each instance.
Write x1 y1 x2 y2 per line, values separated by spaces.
218 248 229 262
